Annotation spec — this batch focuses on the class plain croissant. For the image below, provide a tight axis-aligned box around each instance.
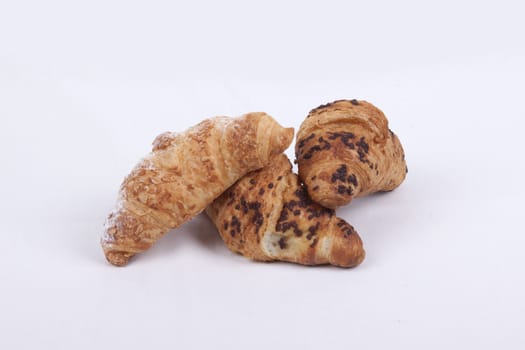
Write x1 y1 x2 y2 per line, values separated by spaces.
206 154 365 268
295 99 407 209
102 113 294 266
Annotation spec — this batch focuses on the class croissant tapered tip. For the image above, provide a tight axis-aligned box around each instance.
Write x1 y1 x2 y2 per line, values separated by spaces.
269 127 294 157
330 237 365 268
283 127 295 141
104 249 132 267
328 223 366 268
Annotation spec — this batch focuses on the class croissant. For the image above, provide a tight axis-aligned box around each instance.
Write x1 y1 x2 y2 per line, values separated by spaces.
102 113 294 266
206 154 365 268
295 99 407 209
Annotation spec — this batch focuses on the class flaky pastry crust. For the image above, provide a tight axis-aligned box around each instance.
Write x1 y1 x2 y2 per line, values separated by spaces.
295 100 407 209
102 113 293 266
206 154 365 268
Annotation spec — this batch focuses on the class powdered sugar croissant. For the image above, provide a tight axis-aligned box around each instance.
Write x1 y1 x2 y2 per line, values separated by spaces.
102 113 294 266
206 154 365 268
295 100 407 209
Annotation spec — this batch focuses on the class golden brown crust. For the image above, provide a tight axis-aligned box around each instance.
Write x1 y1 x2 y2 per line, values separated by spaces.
295 100 407 209
206 154 365 268
102 113 294 266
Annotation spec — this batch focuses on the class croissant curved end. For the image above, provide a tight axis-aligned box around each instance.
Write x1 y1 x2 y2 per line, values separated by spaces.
104 249 133 267
270 127 294 157
329 231 366 268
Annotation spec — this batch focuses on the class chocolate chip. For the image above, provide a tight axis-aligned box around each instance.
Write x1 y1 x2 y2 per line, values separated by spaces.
331 164 348 183
356 137 369 154
301 138 331 160
240 196 248 214
309 102 335 114
285 200 297 210
327 132 355 148
337 185 347 194
347 174 358 187
306 223 320 240
297 133 315 149
358 150 366 162
278 237 287 249
277 208 288 224
231 216 241 230
337 220 355 237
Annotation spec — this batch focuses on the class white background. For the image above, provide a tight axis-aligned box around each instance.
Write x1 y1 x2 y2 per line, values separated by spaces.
1 1 524 349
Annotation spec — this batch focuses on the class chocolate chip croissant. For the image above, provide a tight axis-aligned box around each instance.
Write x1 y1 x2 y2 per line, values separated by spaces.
295 100 407 209
206 154 365 268
102 113 294 266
